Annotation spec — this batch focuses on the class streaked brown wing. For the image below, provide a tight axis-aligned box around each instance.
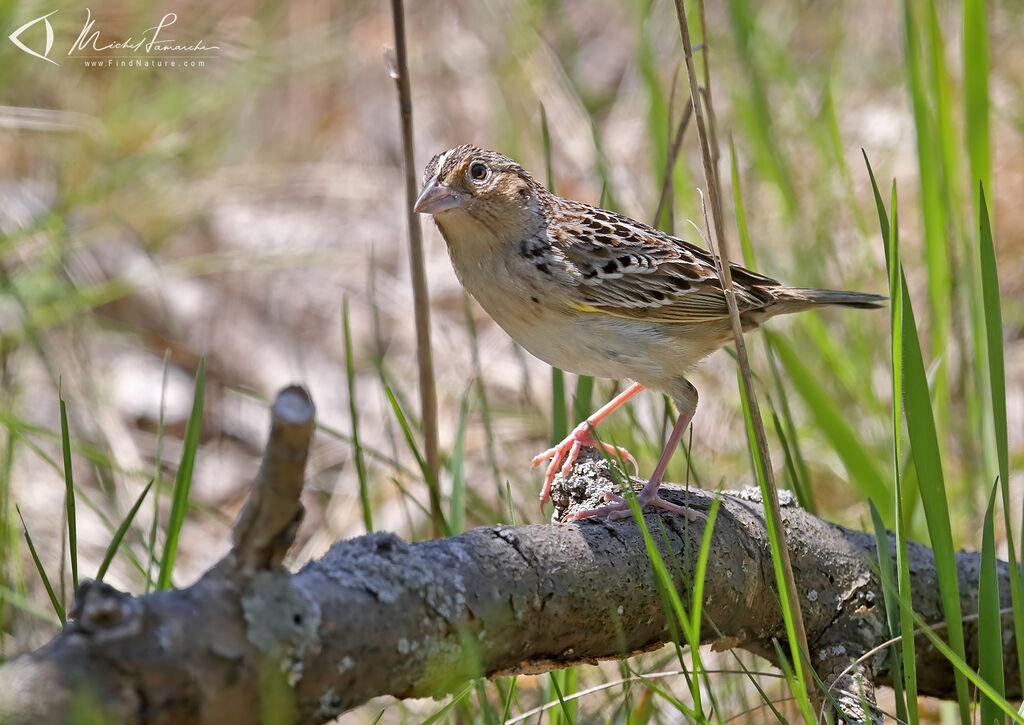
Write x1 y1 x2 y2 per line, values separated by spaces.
546 197 780 322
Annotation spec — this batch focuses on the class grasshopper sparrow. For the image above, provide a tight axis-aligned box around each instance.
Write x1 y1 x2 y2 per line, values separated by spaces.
414 145 883 520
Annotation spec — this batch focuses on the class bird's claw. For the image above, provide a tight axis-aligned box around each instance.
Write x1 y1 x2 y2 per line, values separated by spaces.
533 421 638 509
568 488 703 522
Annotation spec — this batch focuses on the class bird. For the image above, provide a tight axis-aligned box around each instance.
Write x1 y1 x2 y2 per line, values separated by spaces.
413 144 884 521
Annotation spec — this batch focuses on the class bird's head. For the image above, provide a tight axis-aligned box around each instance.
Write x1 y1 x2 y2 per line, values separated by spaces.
414 145 546 246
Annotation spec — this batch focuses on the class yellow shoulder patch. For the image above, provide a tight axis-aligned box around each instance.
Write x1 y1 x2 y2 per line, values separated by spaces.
568 301 602 313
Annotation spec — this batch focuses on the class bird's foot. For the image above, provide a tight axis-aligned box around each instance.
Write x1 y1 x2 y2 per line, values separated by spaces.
533 421 638 508
568 485 703 522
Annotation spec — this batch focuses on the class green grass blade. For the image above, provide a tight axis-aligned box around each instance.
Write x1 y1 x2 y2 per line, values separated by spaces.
978 480 1005 725
628 671 696 721
146 351 170 594
17 507 65 624
979 186 1010 530
547 670 576 725
730 136 760 269
550 369 568 444
767 400 813 513
384 385 449 536
384 385 427 484
157 358 206 591
540 103 554 194
725 0 797 214
3 425 154 585
343 298 373 533
922 0 963 214
766 639 809 724
472 680 499 725
449 393 470 535
462 291 504 498
768 332 890 517
963 0 991 201
420 682 474 725
573 375 594 424
731 139 812 513
821 81 868 235
312 418 416 479
627 511 700 718
499 676 518 723
795 315 876 414
864 156 919 723
58 512 66 628
736 369 814 722
629 0 681 224
953 0 997 523
977 185 1024 691
689 496 721 638
504 480 515 526
906 604 1023 724
258 658 295 724
889 189 921 725
96 480 153 582
864 152 892 264
0 412 122 475
388 477 432 520
899 259 970 717
0 584 60 626
0 425 22 649
603 458 703 718
58 396 78 590
541 102 569 444
902 0 952 444
765 356 813 514
974 187 1007 495
868 500 909 724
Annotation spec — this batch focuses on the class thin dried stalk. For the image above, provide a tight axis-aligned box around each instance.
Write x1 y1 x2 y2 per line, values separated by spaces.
385 0 443 538
671 0 817 709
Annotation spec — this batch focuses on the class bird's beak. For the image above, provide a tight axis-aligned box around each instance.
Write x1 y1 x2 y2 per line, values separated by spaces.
413 176 466 215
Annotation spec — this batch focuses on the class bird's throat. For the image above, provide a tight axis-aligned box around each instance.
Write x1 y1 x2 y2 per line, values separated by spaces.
435 211 520 270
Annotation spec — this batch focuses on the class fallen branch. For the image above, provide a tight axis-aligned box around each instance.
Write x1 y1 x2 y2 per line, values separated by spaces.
0 389 1017 724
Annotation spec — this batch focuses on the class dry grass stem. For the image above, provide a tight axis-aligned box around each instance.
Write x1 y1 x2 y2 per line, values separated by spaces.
672 0 817 710
386 0 443 537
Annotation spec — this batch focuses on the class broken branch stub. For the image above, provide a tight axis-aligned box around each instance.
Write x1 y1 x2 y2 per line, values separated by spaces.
231 384 316 571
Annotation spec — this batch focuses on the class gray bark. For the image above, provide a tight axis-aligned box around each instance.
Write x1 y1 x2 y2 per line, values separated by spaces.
0 388 1016 725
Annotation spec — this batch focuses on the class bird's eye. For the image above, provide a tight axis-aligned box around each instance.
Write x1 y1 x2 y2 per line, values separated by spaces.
469 162 488 181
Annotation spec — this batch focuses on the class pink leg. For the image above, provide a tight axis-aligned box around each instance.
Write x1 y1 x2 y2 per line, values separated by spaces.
571 405 702 521
533 382 645 507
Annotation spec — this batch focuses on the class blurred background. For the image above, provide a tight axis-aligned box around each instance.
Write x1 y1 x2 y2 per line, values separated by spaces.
1 0 1022 722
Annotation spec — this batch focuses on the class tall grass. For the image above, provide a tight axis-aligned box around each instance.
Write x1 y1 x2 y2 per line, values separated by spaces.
387 0 443 538
978 481 1006 725
867 145 1018 725
869 168 921 723
343 298 373 533
979 186 1024 691
674 4 815 715
156 359 205 591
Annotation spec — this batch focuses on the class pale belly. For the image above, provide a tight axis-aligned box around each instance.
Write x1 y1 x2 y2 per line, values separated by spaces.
447 237 724 392
465 274 709 387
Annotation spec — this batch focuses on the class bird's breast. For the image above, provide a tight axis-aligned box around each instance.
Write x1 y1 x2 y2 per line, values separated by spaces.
455 253 667 380
443 229 721 387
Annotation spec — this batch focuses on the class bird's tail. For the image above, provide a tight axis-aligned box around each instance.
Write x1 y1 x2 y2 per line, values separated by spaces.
769 287 887 314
